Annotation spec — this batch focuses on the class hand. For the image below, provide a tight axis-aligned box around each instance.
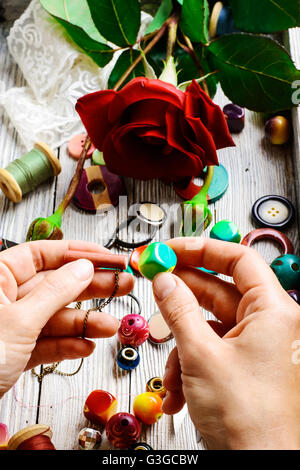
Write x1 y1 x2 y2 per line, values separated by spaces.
0 240 134 398
152 237 300 450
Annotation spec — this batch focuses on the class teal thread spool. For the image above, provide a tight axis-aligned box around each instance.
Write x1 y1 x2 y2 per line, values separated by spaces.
0 142 61 203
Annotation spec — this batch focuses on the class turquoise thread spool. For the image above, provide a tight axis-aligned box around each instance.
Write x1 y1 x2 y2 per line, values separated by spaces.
0 142 61 203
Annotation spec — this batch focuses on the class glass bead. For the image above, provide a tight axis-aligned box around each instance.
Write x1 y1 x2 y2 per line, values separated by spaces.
78 427 102 450
117 346 140 370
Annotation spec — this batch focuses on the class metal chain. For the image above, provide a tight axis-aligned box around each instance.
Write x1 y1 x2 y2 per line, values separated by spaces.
31 270 121 383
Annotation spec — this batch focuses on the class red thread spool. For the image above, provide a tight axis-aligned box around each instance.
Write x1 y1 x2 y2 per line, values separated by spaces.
8 425 56 450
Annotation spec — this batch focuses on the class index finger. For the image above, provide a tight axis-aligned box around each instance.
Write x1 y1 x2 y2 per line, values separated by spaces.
167 237 281 295
0 240 112 286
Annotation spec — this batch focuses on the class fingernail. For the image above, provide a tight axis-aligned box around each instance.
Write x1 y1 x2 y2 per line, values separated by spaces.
153 273 176 301
68 259 94 281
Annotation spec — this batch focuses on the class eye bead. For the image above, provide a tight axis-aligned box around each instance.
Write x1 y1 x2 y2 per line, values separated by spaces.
138 242 177 281
133 392 163 425
118 314 149 347
78 427 102 450
270 254 300 291
117 346 140 370
146 377 166 399
106 413 141 449
83 390 117 426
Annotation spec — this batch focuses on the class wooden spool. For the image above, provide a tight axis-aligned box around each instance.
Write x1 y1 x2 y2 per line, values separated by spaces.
7 424 53 450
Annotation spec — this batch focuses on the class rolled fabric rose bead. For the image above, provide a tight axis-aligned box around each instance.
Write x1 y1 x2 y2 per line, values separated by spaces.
106 413 141 449
63 250 127 270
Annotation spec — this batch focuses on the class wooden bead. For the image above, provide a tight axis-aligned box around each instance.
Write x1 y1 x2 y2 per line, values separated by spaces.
106 413 141 449
270 255 300 291
210 220 241 243
72 165 126 214
138 242 177 281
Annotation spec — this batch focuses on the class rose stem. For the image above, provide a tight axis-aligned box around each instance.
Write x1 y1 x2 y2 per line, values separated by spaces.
166 15 179 61
113 15 177 92
181 34 210 97
55 135 91 215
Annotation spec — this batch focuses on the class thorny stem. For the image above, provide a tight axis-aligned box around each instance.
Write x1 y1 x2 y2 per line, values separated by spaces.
56 135 91 215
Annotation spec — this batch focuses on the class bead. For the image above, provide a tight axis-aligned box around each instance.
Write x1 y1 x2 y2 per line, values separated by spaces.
68 133 95 159
124 264 134 275
136 202 167 226
223 103 245 133
265 116 290 145
130 245 148 273
138 242 177 281
287 290 300 305
117 346 140 370
148 311 173 344
210 220 241 243
133 392 163 425
83 390 117 426
252 195 295 230
241 228 294 256
78 427 102 450
146 377 166 398
92 149 106 165
106 412 141 449
174 164 229 203
209 2 239 38
0 423 9 449
130 442 153 450
270 255 300 291
72 165 126 214
118 314 149 347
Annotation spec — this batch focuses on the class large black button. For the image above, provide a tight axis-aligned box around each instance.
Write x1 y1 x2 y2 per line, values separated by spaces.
252 195 295 230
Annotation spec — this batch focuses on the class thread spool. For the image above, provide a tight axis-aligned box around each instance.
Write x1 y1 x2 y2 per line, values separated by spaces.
7 424 56 450
0 142 61 203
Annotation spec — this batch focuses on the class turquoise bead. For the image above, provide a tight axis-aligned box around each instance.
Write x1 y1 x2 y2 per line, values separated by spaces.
210 220 241 243
270 254 300 291
138 242 177 281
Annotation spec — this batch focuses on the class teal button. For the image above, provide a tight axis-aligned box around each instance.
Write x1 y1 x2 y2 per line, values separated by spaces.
270 254 300 291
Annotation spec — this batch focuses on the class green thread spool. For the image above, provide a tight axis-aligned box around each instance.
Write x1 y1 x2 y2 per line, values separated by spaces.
0 142 61 203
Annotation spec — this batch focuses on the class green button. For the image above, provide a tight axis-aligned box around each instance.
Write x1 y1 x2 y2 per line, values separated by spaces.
210 220 241 243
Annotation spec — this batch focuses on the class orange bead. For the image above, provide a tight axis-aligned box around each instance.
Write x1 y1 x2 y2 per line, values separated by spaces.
133 392 163 425
84 390 117 426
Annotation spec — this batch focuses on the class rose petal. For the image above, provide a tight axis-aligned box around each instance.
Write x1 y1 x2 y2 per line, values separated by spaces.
109 78 185 123
185 80 235 149
123 99 169 128
76 90 117 150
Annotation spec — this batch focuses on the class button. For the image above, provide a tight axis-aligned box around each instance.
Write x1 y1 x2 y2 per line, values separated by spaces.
68 134 95 159
270 254 300 291
130 245 148 273
137 202 167 226
241 228 294 255
148 311 173 344
223 103 245 133
252 195 295 230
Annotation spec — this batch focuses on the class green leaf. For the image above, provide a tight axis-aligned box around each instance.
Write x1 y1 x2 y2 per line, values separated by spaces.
228 0 300 33
40 0 114 67
40 0 104 42
180 0 209 44
87 0 141 47
207 33 300 112
108 49 145 89
146 0 173 34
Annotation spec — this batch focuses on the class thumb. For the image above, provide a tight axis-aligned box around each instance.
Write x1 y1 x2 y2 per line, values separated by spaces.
14 259 94 330
152 272 219 358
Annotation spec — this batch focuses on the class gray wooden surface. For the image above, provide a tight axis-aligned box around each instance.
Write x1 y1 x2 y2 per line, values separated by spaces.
0 3 299 450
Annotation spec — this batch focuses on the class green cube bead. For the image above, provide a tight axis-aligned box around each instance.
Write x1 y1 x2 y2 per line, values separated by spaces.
210 220 241 243
270 254 300 291
138 242 177 281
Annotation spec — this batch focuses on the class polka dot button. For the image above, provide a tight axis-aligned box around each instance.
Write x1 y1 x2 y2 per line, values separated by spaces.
252 195 295 230
68 134 95 160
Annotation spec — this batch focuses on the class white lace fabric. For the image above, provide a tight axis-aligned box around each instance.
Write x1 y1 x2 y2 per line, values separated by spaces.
0 0 151 150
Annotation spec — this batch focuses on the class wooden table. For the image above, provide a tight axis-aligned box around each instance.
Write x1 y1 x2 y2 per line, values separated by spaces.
0 1 299 450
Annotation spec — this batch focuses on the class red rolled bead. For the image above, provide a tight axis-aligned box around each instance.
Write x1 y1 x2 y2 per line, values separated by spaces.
106 413 141 449
118 314 150 347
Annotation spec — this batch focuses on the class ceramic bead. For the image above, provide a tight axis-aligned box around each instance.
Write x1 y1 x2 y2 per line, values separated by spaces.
117 346 140 370
83 389 117 426
287 290 300 305
138 242 177 281
78 427 102 450
106 413 141 449
270 254 300 291
265 116 290 145
146 377 166 399
223 103 245 133
118 314 150 347
210 220 241 243
133 392 163 425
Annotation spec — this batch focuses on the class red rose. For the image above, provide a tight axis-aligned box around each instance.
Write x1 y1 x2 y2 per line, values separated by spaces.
76 78 234 182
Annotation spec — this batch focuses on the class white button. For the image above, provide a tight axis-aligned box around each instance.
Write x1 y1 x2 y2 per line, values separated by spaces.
258 199 290 224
